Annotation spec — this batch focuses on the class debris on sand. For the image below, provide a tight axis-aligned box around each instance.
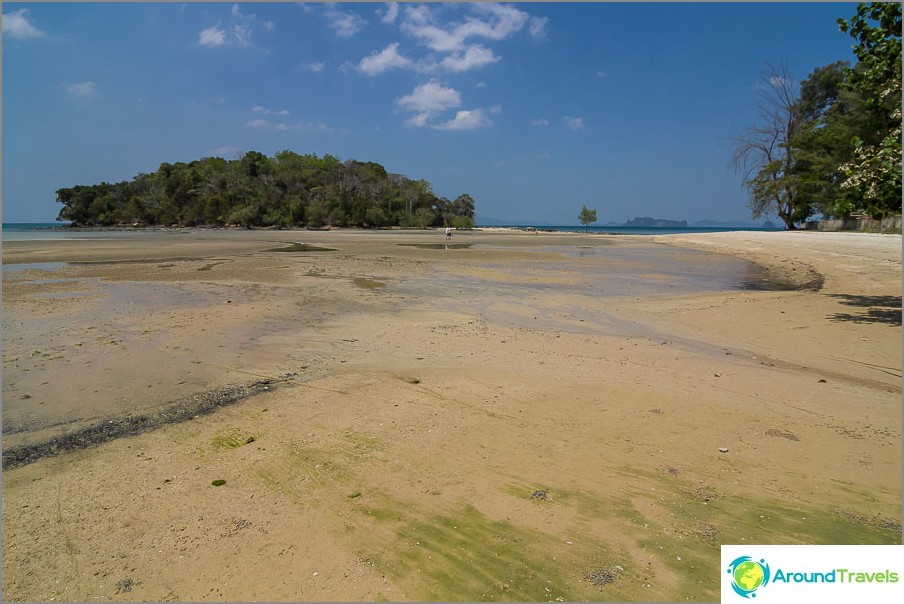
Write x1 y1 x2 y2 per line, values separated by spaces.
530 489 549 501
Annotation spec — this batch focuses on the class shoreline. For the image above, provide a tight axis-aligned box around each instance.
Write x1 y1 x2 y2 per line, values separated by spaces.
2 229 900 601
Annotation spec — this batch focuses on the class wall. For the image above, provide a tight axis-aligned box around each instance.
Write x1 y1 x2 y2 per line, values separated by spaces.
802 215 902 232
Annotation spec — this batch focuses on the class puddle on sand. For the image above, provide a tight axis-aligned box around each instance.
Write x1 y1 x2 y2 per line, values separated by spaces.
2 262 69 273
397 243 474 250
354 277 386 289
263 243 337 253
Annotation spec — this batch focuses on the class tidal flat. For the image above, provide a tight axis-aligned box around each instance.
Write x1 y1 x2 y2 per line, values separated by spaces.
2 228 901 601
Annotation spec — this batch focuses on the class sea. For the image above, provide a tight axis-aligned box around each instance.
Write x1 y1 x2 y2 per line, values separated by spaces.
487 224 782 235
2 222 782 240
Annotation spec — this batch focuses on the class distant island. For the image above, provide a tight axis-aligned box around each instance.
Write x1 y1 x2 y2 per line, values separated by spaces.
623 217 688 228
55 150 475 230
477 217 782 229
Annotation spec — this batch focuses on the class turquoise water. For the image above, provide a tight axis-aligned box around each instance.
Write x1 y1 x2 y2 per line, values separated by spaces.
485 224 783 235
3 222 783 238
3 222 71 230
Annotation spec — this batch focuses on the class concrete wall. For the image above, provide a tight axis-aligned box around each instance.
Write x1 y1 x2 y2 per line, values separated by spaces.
802 215 902 232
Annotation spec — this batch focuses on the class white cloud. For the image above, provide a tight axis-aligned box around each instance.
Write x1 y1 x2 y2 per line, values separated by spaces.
529 16 548 39
211 145 241 157
395 81 464 128
2 8 45 40
381 2 399 25
252 105 290 116
475 81 488 88
395 82 498 130
233 24 253 48
245 118 331 132
199 25 227 47
396 81 461 115
359 43 413 76
325 6 366 38
405 112 430 128
301 61 325 73
462 3 530 43
198 4 271 48
530 118 549 127
440 44 499 73
434 108 495 131
596 70 608 78
66 82 97 100
564 116 585 130
401 2 530 52
769 75 792 88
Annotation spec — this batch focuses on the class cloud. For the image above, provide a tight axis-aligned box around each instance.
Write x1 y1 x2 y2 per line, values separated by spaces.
301 61 325 73
400 2 530 52
434 108 495 131
395 82 498 130
198 4 271 48
359 43 413 76
563 116 585 130
245 118 331 132
596 70 608 78
199 25 227 47
434 105 501 131
769 75 792 88
252 106 290 116
211 145 241 157
529 16 548 39
396 81 461 113
440 44 499 73
324 6 366 38
66 82 97 100
380 2 399 25
396 81 462 127
530 118 549 127
2 8 45 40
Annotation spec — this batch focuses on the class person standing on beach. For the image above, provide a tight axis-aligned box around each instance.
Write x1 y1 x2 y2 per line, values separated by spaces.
445 227 452 240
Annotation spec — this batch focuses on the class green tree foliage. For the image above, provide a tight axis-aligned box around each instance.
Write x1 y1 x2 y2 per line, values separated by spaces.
788 61 869 218
734 3 901 227
55 151 475 229
837 2 902 217
578 205 598 228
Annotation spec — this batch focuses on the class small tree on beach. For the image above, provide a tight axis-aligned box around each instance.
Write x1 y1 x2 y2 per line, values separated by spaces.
578 205 598 230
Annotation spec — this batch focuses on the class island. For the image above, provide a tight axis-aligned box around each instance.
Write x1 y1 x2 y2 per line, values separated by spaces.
54 150 476 230
623 216 688 228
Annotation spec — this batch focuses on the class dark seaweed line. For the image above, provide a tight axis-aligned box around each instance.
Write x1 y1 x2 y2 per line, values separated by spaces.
2 375 294 471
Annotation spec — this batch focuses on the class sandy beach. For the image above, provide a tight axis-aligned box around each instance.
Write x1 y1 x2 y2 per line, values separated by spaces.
2 228 901 601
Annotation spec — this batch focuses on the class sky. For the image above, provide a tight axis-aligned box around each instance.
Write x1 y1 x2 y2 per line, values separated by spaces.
2 1 864 225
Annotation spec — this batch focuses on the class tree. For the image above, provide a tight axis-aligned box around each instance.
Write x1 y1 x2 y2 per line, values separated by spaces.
787 61 868 218
578 205 598 230
837 2 902 217
731 61 808 229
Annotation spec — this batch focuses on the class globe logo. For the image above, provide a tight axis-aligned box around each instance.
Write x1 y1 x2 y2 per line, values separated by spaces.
727 556 771 598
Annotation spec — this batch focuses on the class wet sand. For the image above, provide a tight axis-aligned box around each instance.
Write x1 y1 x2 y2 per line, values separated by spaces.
2 228 901 601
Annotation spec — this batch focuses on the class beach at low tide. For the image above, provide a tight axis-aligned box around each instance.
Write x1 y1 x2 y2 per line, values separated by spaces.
2 228 901 601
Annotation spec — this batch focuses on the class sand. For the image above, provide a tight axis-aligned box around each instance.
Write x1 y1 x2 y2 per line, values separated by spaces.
2 228 901 601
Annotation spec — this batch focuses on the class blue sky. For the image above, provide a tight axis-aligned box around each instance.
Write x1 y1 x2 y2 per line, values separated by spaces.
3 2 862 225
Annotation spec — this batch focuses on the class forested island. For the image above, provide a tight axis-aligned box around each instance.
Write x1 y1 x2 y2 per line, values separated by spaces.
623 217 687 228
55 150 475 229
